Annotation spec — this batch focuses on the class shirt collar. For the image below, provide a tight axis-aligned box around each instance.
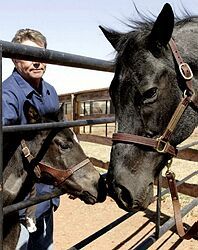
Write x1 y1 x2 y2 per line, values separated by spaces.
12 69 49 97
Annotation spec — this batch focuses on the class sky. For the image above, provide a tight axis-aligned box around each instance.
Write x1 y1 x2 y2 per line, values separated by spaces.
1 0 198 94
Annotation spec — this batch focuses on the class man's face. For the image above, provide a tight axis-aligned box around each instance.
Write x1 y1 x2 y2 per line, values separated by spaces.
13 40 46 84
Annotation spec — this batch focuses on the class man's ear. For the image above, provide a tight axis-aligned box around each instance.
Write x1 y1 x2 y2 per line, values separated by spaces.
23 100 41 124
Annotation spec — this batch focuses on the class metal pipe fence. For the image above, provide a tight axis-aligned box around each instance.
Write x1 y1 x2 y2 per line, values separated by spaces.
0 40 114 250
0 40 197 250
1 40 114 72
134 198 198 250
3 117 115 133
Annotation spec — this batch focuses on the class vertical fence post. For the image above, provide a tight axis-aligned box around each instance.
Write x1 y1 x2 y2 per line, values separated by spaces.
0 44 3 250
73 94 80 135
83 102 86 133
105 100 108 137
155 172 162 239
70 93 74 121
89 101 93 134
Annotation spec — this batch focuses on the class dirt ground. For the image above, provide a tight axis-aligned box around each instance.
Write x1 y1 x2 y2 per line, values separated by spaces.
54 128 198 250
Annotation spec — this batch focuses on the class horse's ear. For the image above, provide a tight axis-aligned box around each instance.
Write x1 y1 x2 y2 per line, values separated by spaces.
99 25 123 51
148 3 174 53
56 103 65 121
23 100 41 124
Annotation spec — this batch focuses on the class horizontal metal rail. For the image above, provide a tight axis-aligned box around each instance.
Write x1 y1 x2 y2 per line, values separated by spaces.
3 170 197 216
4 173 107 215
1 40 114 72
3 117 115 133
178 141 198 150
159 198 198 237
155 170 198 199
3 188 64 216
134 198 198 250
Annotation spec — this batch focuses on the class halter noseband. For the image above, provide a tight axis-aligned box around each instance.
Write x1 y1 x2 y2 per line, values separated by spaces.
112 38 196 156
21 139 90 187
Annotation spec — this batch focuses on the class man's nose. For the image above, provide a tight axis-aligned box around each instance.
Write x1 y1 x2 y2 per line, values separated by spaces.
33 63 40 68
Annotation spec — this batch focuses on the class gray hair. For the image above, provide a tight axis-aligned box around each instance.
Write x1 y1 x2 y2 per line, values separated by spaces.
11 28 47 48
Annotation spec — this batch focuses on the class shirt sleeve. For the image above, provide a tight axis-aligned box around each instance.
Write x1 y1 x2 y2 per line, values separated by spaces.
2 90 19 125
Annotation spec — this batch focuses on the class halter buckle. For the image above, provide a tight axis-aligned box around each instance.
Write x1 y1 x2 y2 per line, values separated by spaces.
156 137 169 153
179 63 193 80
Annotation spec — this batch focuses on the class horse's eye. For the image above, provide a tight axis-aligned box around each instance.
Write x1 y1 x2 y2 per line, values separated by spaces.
59 142 70 150
54 138 72 151
142 87 158 104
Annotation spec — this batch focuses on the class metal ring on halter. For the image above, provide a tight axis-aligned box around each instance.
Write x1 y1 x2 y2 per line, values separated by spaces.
156 137 170 153
183 89 188 98
165 158 173 173
179 63 193 80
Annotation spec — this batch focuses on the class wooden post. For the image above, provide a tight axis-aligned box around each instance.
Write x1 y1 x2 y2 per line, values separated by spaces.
73 94 80 135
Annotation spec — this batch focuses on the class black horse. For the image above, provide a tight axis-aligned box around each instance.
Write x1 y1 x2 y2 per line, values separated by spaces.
3 101 106 249
100 3 198 212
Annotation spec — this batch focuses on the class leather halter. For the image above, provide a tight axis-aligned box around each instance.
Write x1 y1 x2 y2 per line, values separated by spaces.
21 139 90 186
112 38 196 157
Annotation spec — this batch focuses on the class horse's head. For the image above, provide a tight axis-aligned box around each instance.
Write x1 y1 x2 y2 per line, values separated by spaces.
100 3 198 211
21 101 107 204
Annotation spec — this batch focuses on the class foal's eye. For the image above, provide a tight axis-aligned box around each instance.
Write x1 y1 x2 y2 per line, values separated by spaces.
59 142 71 150
54 138 72 151
142 87 158 104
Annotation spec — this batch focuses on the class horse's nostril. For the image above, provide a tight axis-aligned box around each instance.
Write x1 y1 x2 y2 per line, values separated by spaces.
117 185 133 206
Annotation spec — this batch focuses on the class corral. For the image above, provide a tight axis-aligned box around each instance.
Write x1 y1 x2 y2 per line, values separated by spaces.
0 36 197 250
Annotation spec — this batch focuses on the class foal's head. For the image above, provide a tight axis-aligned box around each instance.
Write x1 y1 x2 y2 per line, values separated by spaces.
4 101 107 206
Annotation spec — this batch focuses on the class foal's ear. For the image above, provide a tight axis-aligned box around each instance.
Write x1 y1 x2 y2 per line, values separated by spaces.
99 25 123 51
148 3 174 53
23 100 41 124
56 103 65 121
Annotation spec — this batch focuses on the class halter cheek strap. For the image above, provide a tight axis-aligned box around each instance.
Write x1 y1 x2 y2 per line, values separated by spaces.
21 139 90 186
169 38 197 107
38 158 90 186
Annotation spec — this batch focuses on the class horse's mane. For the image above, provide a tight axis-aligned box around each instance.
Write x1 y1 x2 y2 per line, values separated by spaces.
125 5 198 31
108 6 198 65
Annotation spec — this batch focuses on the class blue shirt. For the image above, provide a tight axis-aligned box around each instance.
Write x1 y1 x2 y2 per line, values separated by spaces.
3 69 60 218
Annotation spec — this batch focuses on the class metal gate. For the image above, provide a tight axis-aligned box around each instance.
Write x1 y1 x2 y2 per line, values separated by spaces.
0 40 197 250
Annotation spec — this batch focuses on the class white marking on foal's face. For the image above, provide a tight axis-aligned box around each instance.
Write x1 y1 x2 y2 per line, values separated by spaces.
72 131 79 143
4 173 23 195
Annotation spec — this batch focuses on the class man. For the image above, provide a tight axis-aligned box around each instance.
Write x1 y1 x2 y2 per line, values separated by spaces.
3 28 60 249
